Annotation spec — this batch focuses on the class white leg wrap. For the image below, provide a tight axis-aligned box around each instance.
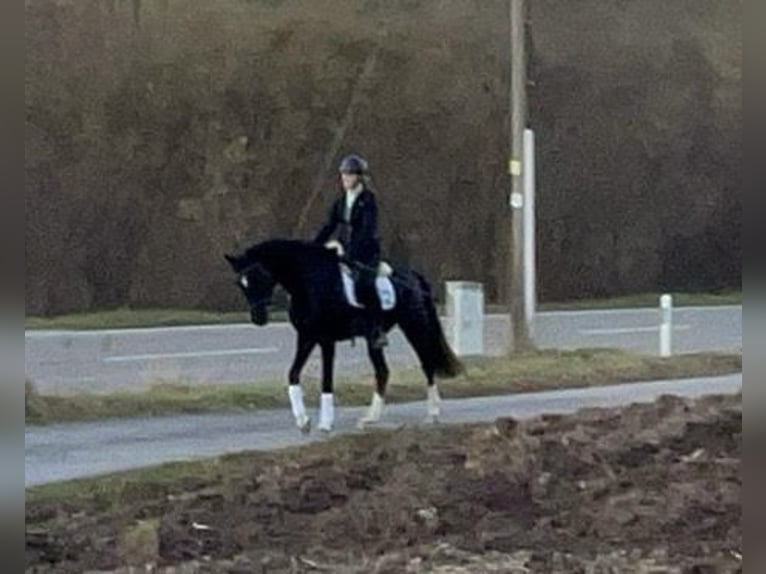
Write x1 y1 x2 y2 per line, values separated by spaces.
427 385 441 420
288 385 310 431
319 393 335 432
359 392 385 426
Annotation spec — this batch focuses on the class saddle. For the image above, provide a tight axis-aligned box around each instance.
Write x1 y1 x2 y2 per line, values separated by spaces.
326 240 396 310
339 263 396 310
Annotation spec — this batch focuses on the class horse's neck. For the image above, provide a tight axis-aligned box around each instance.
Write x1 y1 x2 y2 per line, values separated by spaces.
262 243 313 297
275 269 300 298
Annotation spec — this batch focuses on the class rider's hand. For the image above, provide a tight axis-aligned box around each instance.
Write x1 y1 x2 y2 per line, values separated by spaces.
324 240 345 257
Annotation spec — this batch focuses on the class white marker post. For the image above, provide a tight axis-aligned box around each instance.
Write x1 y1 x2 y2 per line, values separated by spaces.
659 294 673 357
523 128 537 336
446 281 484 356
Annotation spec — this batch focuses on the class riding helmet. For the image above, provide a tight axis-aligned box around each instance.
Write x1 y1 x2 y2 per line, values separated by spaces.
338 154 369 175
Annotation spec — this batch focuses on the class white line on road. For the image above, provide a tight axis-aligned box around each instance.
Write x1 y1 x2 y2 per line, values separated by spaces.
102 347 280 363
580 325 691 335
55 376 98 384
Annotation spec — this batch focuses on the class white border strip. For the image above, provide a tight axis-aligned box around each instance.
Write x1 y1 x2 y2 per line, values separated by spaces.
103 347 279 363
580 325 691 336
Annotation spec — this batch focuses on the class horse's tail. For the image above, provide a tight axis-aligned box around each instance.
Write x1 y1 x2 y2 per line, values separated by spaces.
415 272 464 378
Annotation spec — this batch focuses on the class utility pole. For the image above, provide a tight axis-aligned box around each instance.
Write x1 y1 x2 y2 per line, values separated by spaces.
508 0 534 353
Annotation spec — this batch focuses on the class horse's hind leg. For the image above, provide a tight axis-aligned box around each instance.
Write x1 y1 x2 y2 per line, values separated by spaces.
288 334 315 433
419 360 442 423
425 379 441 424
397 314 441 424
358 345 389 427
318 340 336 433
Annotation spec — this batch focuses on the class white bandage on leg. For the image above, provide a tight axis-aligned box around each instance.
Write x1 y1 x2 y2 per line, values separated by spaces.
359 392 385 426
319 393 335 431
288 385 307 420
427 385 441 420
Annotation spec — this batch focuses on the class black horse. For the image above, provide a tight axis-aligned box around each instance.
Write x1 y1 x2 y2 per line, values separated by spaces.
224 239 463 432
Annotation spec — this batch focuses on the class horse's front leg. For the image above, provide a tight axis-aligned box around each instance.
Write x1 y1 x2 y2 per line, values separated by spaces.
318 340 336 432
425 380 441 424
358 344 389 427
288 334 316 433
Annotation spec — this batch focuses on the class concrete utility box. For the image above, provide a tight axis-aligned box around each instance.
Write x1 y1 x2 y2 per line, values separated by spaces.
446 281 484 356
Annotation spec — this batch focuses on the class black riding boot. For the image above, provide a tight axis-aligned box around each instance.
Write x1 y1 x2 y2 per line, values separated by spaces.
368 311 388 349
357 270 388 349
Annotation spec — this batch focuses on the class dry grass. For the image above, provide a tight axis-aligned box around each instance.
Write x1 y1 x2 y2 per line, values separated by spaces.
25 348 741 426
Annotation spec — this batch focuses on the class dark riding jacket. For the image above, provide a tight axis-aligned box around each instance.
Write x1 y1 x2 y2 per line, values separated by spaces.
314 187 381 265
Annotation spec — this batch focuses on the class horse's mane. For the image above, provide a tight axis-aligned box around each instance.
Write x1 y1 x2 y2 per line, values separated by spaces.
239 238 333 268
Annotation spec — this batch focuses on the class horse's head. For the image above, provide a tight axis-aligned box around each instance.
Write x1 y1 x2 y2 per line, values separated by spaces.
224 253 276 326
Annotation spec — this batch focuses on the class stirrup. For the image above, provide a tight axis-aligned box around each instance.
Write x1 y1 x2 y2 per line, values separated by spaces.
369 331 389 349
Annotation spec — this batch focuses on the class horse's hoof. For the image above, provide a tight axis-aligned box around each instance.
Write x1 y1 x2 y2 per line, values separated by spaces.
425 414 440 425
318 423 333 433
357 418 377 429
297 416 311 434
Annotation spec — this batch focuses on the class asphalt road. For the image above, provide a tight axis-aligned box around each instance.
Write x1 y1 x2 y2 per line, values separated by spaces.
25 306 741 393
25 373 742 487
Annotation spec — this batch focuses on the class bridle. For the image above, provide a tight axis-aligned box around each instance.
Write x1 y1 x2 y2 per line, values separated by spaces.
237 262 274 309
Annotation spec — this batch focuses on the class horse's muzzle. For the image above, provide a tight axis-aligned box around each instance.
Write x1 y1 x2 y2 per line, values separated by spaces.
251 306 269 326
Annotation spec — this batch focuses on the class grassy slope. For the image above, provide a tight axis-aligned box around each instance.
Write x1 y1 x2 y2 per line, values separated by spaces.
26 348 742 425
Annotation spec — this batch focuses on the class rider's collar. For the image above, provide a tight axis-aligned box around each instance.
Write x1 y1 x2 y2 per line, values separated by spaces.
345 183 363 197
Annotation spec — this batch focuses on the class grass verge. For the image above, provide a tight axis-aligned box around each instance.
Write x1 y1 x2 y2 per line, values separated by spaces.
25 308 254 331
535 290 741 312
25 348 741 426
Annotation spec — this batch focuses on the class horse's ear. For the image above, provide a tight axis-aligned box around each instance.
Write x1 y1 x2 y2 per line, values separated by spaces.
224 253 241 271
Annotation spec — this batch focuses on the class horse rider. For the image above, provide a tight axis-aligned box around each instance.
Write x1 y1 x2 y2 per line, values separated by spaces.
314 153 388 349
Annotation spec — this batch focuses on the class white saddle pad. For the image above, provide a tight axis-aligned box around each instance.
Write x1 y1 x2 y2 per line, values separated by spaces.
340 265 396 310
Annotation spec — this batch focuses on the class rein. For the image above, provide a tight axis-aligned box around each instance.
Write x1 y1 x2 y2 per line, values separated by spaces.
237 247 417 297
340 257 411 289
248 296 273 308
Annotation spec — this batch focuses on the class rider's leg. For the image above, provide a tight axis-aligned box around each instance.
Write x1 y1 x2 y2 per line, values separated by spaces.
356 270 387 349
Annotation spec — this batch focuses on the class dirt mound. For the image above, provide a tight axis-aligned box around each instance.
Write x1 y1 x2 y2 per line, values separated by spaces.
26 393 741 573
